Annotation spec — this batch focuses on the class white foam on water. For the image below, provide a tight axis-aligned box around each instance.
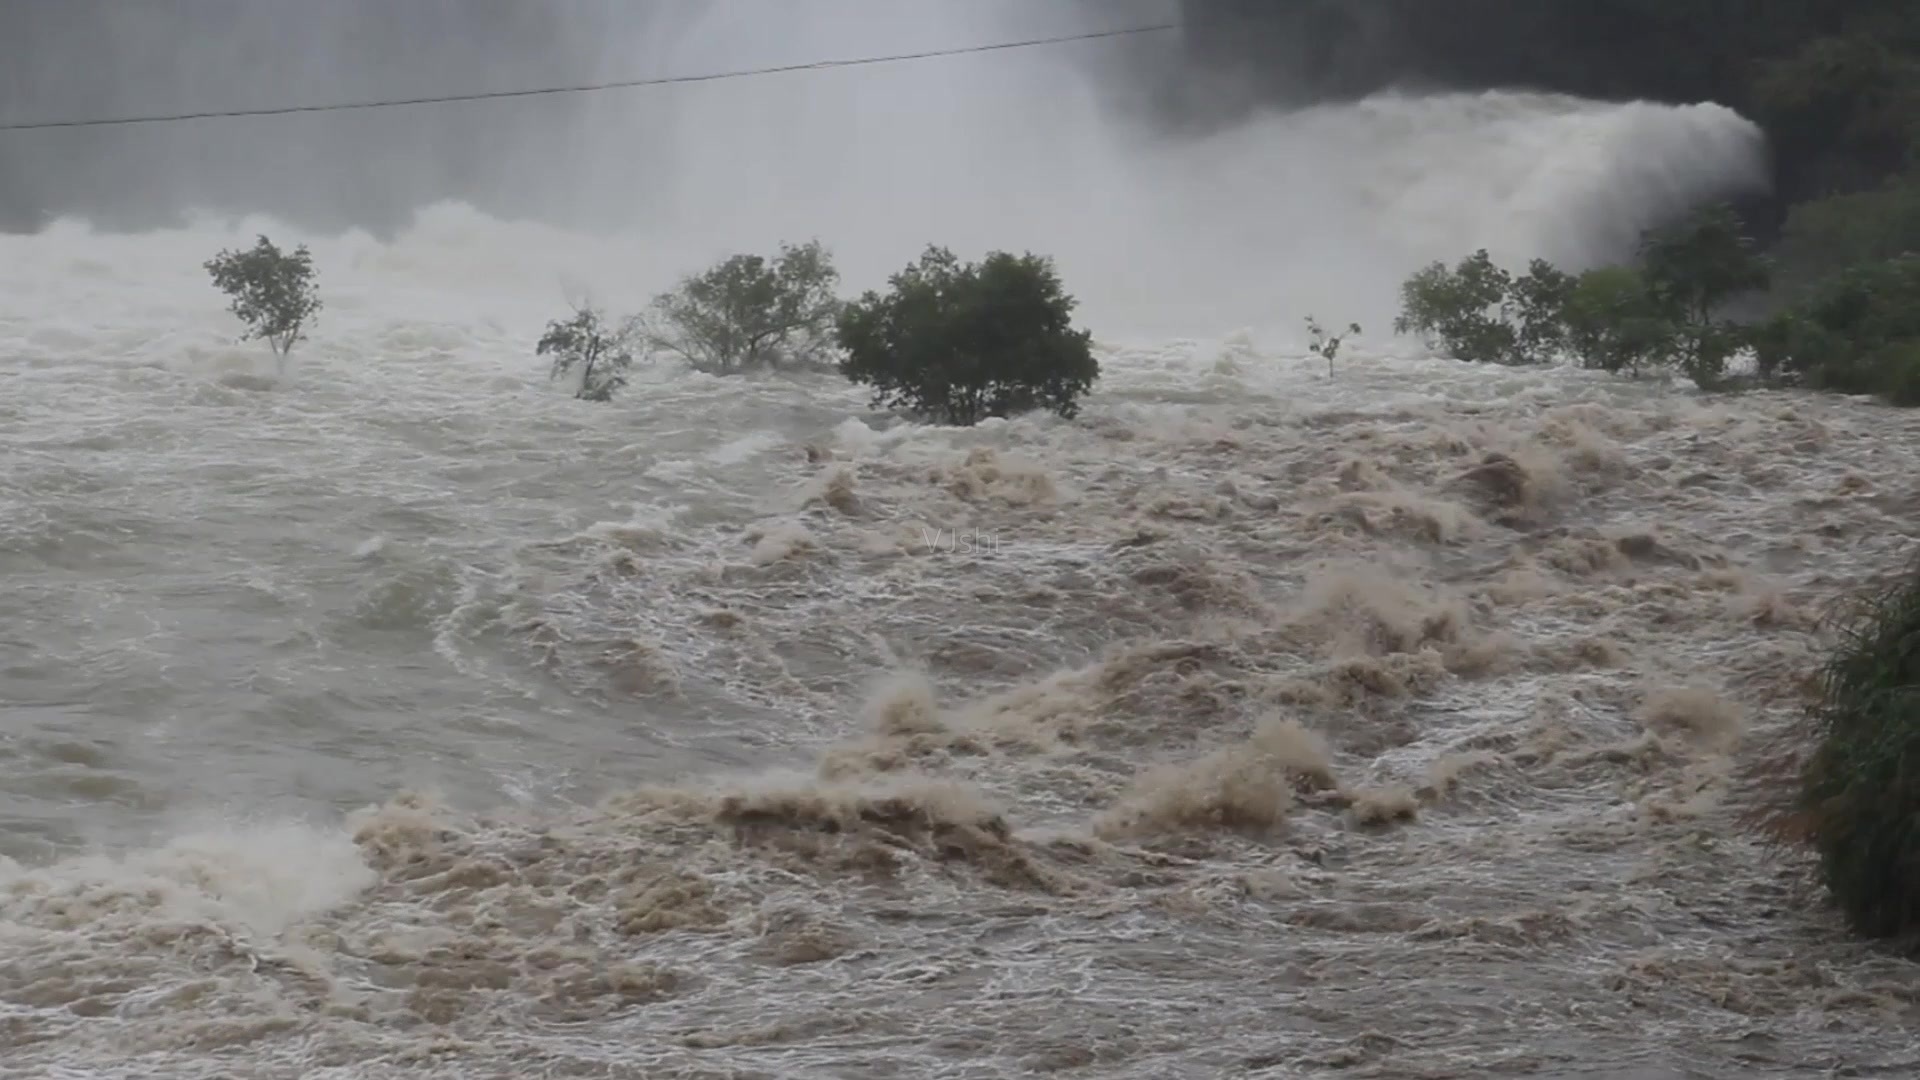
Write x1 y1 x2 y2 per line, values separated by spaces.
8 4 1908 1079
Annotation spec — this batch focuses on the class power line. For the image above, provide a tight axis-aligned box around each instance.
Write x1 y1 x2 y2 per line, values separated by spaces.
0 20 1183 133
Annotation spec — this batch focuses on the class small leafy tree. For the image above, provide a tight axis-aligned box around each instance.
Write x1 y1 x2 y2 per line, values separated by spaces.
836 245 1098 427
1639 203 1772 327
1306 315 1361 376
538 305 640 402
1638 203 1772 387
1393 250 1523 365
204 235 322 368
1560 266 1679 376
641 239 843 375
1511 259 1576 360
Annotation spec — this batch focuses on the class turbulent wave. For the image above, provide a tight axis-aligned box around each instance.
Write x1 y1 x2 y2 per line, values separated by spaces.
0 4 1899 1079
7 204 1920 1073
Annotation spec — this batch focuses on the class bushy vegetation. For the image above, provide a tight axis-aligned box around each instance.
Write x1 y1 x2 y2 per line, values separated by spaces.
1772 179 1920 296
1393 251 1519 365
639 240 843 375
836 246 1099 426
538 305 641 402
1798 550 1920 939
526 241 1100 425
1641 204 1774 389
1749 255 1920 402
1386 202 1920 398
205 235 322 368
1394 253 1578 367
1556 265 1674 377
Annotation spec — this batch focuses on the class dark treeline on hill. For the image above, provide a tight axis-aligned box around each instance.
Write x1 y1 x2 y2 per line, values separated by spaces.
1178 0 1920 241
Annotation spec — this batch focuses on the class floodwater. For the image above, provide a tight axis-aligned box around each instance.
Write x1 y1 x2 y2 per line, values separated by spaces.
3 51 1919 1080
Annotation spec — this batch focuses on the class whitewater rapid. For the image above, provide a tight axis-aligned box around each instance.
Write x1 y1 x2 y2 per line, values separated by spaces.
4 87 1916 1077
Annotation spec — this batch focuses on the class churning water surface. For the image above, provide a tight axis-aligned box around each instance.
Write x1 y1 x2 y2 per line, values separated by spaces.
3 17 1919 1078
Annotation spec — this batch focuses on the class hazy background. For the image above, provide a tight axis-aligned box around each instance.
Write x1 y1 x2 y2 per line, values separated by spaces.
0 0 1768 338
0 0 1171 234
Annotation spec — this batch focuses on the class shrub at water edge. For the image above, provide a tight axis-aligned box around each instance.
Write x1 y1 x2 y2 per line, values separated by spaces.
835 245 1099 427
1390 202 1773 391
1749 254 1920 401
1798 548 1920 939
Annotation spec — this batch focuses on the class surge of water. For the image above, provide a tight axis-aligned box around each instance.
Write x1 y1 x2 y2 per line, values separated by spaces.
4 4 1904 1079
6 1 1766 337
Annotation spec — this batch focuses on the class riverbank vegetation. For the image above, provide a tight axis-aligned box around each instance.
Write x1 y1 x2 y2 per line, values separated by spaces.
1396 203 1920 406
1797 551 1920 940
532 240 1100 423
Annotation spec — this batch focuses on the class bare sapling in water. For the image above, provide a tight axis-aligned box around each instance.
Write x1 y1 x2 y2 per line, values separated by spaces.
1306 315 1361 376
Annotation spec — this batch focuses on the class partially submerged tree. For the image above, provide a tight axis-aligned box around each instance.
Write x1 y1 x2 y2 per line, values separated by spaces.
1510 259 1577 361
1639 202 1772 387
1393 252 1573 367
641 239 843 375
538 305 640 402
1640 203 1773 327
836 245 1099 427
1559 265 1678 376
1390 205 1775 391
1392 249 1522 365
204 235 322 368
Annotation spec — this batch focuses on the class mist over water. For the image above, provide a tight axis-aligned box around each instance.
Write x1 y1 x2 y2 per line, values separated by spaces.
8 4 1909 1079
3 0 1769 336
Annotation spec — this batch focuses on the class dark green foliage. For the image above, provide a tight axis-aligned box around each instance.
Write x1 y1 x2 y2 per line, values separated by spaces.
1678 323 1748 391
1773 179 1920 292
1749 254 1920 400
538 306 639 402
1392 253 1575 366
1512 259 1576 360
835 246 1098 427
1799 548 1920 939
1392 250 1522 365
641 240 843 375
1875 341 1920 406
1635 204 1771 389
204 235 322 365
1559 266 1677 376
1754 33 1920 194
1394 206 1772 390
1638 204 1773 327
